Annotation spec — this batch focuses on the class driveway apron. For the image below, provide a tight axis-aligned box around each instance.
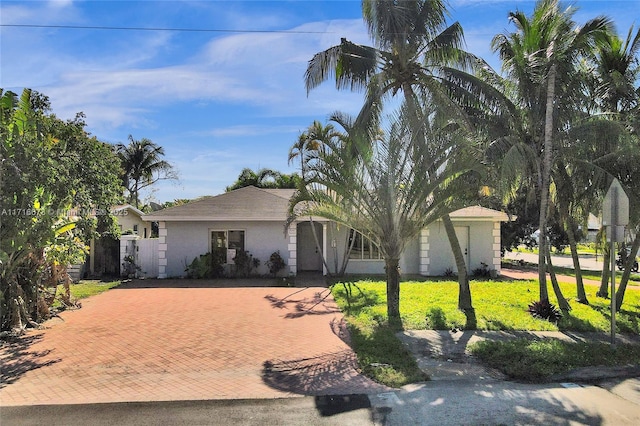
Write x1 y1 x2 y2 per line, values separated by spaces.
0 283 389 406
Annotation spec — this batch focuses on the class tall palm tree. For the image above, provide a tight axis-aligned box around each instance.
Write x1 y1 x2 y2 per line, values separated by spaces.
490 0 611 309
116 136 176 208
305 0 493 314
589 26 640 307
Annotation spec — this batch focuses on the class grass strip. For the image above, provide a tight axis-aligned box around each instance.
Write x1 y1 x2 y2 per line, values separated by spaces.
469 338 640 382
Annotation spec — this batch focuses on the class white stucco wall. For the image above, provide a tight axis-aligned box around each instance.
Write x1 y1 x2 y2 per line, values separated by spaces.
163 221 290 277
426 220 498 275
117 213 151 238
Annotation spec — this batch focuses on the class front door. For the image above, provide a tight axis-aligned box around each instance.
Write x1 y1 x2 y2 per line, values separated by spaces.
453 226 470 273
297 222 323 271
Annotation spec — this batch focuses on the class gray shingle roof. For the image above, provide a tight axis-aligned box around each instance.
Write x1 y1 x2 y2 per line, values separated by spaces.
143 186 295 221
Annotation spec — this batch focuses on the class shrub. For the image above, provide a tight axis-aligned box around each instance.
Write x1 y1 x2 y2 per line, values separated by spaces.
528 299 562 323
233 249 260 277
267 251 286 276
185 250 225 278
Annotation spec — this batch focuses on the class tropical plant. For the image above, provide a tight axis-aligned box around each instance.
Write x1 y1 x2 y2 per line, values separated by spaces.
225 167 299 192
288 106 483 326
116 135 177 208
489 0 611 309
0 89 122 332
304 0 495 313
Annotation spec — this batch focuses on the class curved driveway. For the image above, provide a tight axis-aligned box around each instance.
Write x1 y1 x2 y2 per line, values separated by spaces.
0 281 389 406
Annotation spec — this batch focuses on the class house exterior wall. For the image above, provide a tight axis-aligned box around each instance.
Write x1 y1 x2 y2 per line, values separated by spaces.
118 213 151 238
425 220 499 275
163 220 290 277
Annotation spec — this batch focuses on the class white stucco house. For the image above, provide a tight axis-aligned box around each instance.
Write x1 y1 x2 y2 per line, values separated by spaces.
143 186 508 279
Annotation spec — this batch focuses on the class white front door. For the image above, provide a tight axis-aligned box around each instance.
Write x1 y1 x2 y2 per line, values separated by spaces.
297 222 323 271
453 226 470 273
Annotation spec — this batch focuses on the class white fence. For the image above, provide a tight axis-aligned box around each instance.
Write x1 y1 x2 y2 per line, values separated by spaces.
120 236 159 278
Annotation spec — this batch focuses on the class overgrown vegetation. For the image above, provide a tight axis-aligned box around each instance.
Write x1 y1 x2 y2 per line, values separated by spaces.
1 89 123 333
470 339 640 382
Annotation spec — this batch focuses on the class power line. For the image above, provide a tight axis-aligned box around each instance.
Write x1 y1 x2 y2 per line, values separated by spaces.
1 23 331 34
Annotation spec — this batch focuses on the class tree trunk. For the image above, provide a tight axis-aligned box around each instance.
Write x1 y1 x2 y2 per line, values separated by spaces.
538 63 557 301
442 215 473 312
546 250 571 311
385 258 401 328
566 219 588 304
615 229 640 311
597 244 611 298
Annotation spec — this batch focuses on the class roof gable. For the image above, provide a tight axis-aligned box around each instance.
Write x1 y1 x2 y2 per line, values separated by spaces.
144 186 294 221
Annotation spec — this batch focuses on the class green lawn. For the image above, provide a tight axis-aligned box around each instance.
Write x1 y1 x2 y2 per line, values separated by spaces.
52 280 121 308
333 278 640 333
331 278 640 386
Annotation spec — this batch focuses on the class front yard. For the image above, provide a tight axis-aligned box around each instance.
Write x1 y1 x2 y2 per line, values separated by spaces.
331 278 640 386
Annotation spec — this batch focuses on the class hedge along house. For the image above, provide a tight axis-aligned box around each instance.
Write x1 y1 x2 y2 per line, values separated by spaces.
144 186 508 279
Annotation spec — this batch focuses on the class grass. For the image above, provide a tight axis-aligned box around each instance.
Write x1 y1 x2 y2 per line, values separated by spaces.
330 278 640 386
52 279 121 308
470 339 640 382
502 258 640 283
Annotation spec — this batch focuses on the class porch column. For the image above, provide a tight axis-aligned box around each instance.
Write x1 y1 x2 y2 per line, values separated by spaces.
287 225 297 276
158 221 167 279
322 222 328 276
419 228 430 276
492 222 501 274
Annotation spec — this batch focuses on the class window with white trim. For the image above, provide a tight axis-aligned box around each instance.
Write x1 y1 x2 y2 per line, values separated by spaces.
348 229 382 260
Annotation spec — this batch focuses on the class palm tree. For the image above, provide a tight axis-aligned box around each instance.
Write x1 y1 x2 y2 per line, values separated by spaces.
490 0 611 309
116 136 176 208
305 0 493 314
289 106 483 325
589 26 640 308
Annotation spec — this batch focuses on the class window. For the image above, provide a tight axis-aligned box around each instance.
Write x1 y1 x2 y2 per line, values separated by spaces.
133 224 138 234
348 229 381 260
210 230 245 262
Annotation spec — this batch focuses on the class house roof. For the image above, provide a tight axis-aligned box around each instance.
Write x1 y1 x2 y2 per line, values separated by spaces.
112 204 145 218
449 206 509 221
143 186 296 222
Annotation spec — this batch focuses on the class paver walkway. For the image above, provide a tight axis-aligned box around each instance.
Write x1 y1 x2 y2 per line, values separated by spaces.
0 281 389 406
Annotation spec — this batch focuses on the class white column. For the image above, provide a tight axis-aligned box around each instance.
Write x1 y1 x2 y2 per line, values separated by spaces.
492 222 501 274
322 222 328 276
287 225 297 276
419 228 430 275
158 221 167 278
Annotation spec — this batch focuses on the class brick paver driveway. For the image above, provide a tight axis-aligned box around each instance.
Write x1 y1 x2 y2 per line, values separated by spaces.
0 280 389 406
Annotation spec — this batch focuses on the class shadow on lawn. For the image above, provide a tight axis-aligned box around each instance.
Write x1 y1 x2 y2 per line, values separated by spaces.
0 333 60 389
261 349 390 395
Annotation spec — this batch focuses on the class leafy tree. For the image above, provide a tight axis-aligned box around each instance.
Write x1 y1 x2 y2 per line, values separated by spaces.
1 89 122 332
116 136 177 208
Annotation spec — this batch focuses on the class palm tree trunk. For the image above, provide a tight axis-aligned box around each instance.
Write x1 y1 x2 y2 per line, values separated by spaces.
566 218 588 304
538 63 557 301
596 227 611 299
385 257 401 328
546 250 571 311
615 228 640 311
442 215 473 312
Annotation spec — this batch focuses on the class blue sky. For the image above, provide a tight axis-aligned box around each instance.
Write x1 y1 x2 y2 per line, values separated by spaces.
1 0 638 203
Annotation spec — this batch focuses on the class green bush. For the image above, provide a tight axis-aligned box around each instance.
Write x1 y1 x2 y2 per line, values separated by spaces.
267 251 286 277
185 250 225 278
233 249 260 277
